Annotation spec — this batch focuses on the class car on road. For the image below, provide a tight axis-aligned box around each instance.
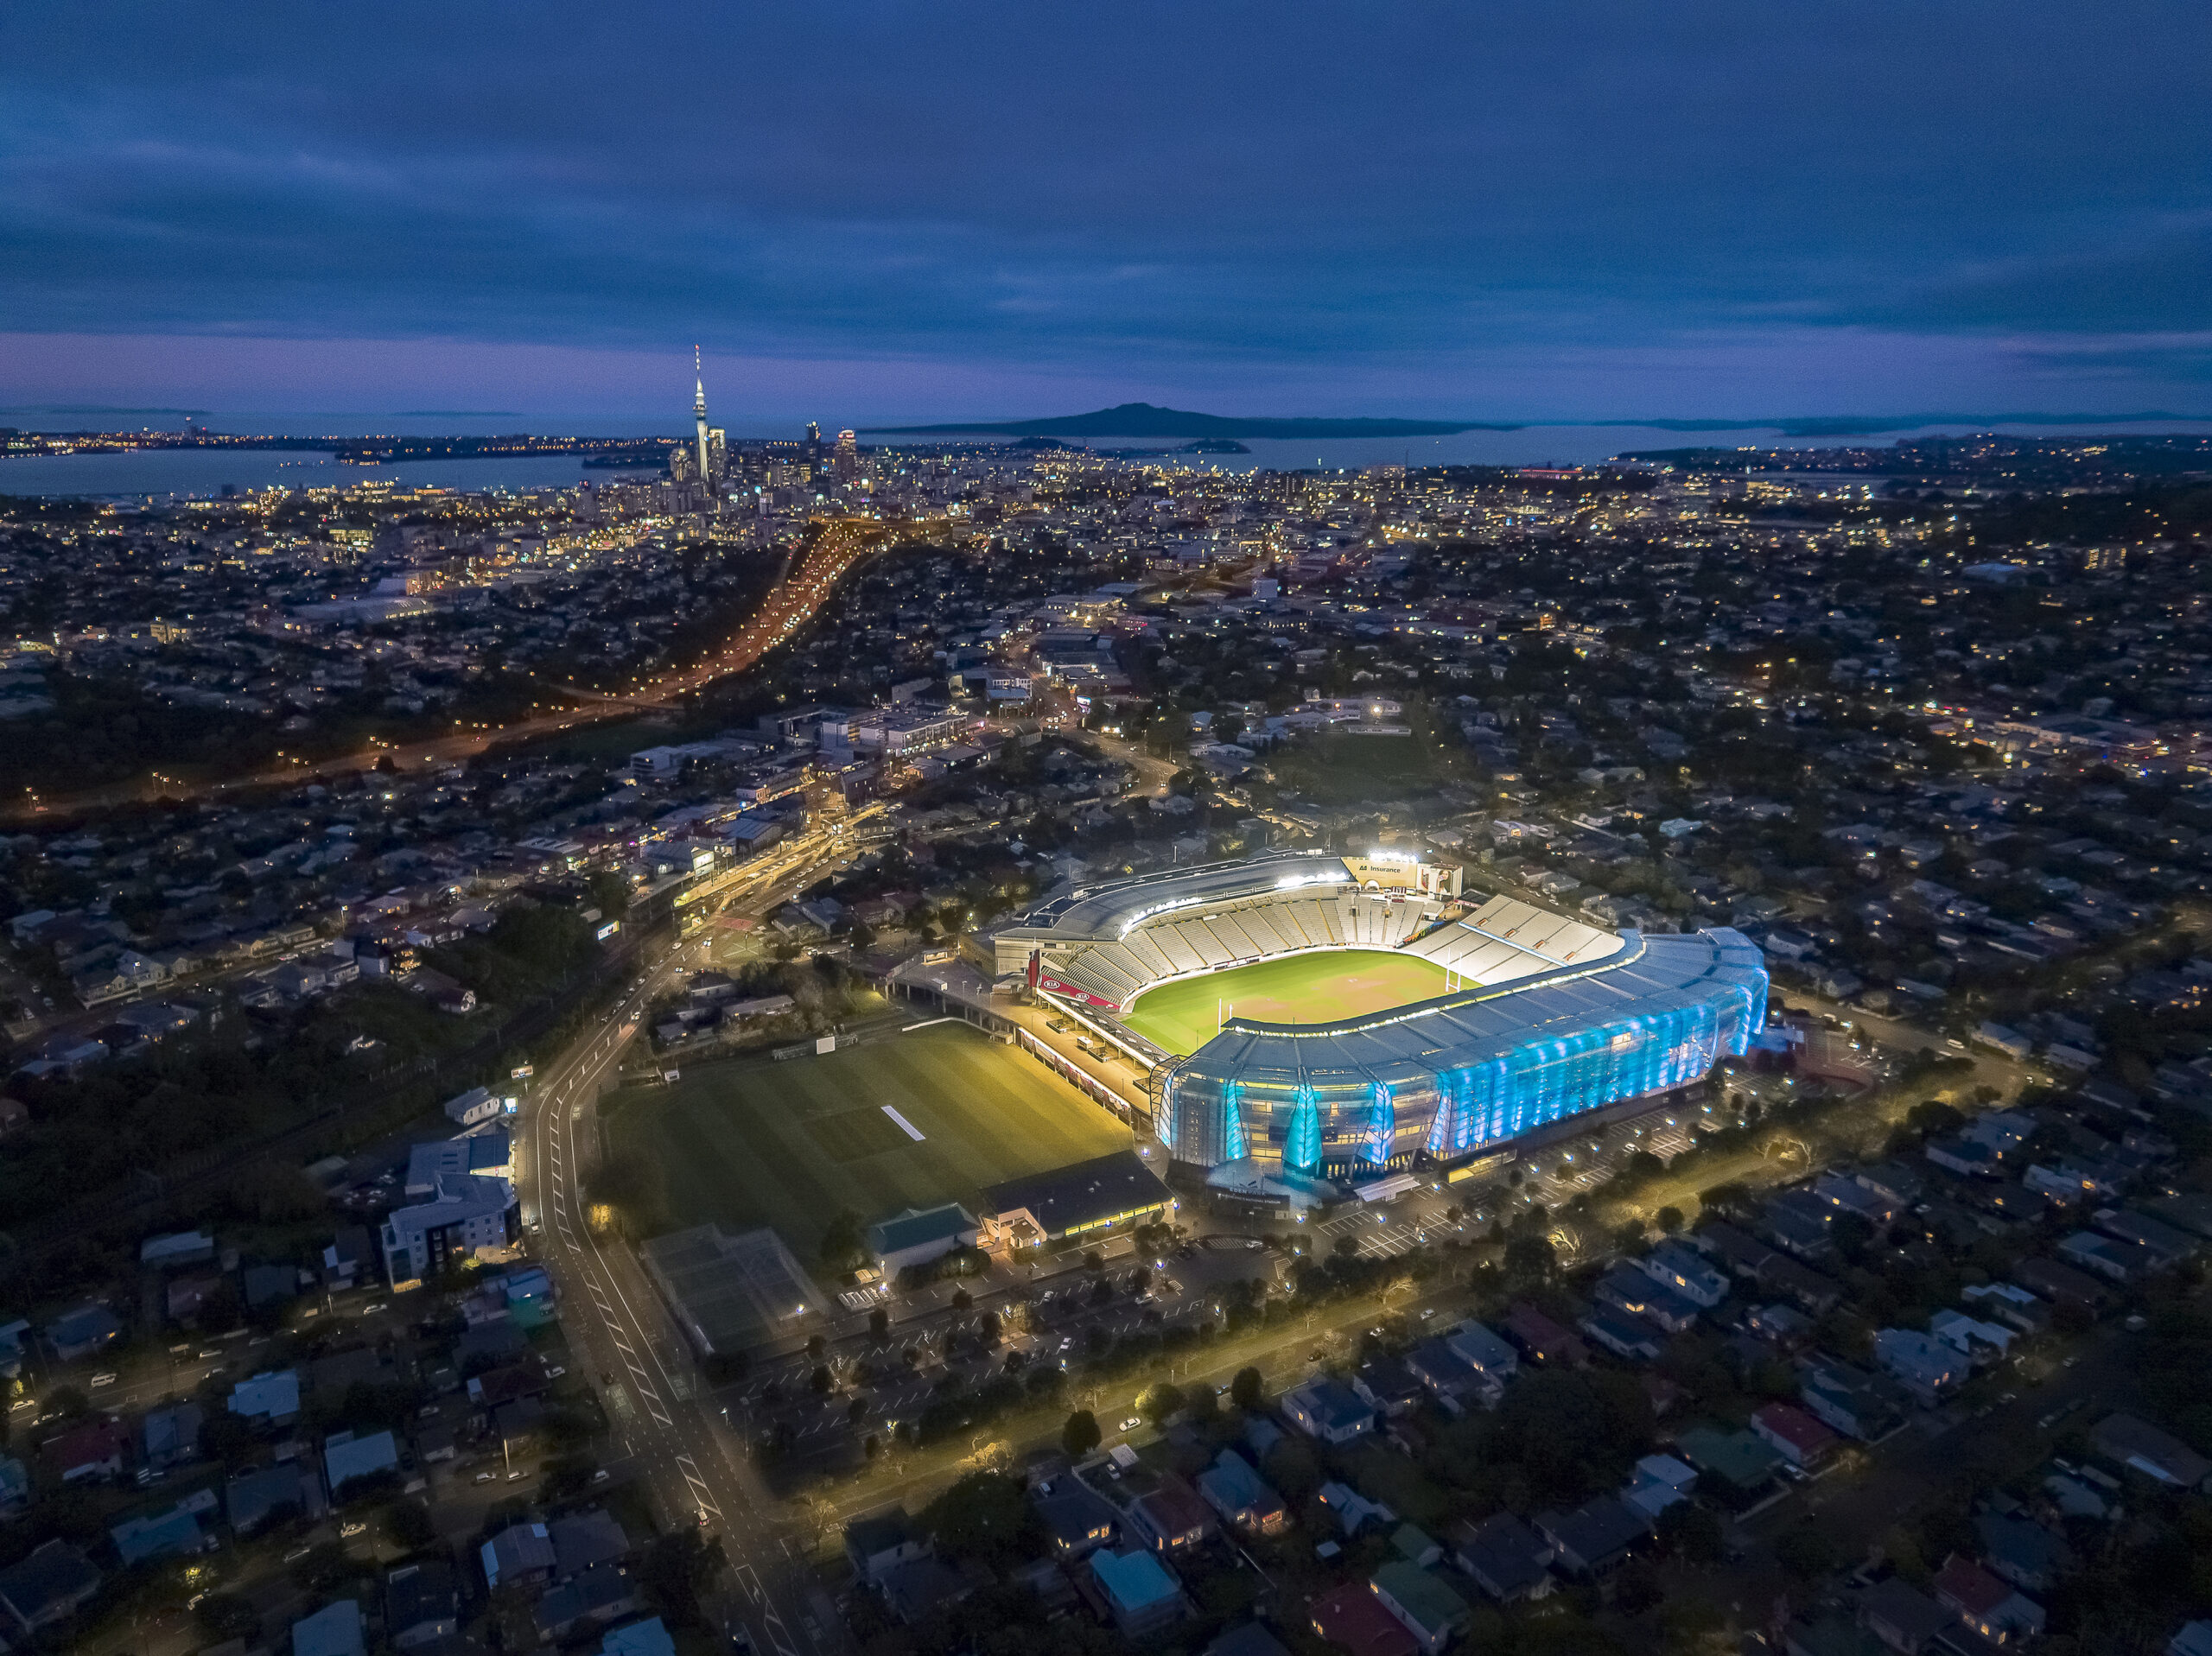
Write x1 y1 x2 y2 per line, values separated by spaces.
1118 1416 1141 1431
90 1374 116 1388
474 1472 494 1483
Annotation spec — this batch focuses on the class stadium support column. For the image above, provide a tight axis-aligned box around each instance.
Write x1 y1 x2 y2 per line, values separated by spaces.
1284 1083 1322 1177
1363 1081 1395 1165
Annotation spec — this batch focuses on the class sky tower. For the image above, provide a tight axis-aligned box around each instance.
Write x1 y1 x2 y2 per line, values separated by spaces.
692 345 710 485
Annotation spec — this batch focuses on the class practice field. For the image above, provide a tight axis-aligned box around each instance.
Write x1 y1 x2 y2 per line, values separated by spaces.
1121 949 1451 1055
601 1022 1131 1262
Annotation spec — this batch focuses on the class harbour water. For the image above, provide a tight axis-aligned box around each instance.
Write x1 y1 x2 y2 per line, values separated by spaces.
5 416 2208 498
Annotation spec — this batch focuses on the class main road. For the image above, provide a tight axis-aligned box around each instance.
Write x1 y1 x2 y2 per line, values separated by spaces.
6 512 949 824
515 827 866 1656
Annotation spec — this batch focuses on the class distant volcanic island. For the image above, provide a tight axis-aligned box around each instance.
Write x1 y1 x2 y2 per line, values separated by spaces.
861 402 1516 441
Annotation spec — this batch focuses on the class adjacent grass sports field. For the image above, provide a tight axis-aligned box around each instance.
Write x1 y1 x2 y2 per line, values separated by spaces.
1121 949 1451 1055
601 1022 1131 1261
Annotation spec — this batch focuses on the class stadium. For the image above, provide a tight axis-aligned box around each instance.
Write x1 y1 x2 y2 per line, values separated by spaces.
986 852 1769 1187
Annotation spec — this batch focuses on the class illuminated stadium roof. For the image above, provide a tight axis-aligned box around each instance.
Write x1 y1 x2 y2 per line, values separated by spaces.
1184 929 1760 1094
1001 851 1351 941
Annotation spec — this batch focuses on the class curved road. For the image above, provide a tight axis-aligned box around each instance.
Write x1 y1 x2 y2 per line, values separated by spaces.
8 513 947 824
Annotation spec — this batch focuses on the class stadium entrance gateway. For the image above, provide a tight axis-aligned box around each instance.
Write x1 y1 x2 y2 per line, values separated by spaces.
984 853 1768 1187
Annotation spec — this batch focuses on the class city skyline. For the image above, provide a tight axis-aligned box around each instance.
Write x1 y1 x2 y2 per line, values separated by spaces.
3 2 2209 422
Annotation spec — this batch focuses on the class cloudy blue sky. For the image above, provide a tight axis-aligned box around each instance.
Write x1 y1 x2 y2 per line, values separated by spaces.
3 2 2209 423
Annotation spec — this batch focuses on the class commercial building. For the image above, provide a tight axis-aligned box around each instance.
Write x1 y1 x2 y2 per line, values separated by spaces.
980 1151 1173 1249
380 1174 518 1287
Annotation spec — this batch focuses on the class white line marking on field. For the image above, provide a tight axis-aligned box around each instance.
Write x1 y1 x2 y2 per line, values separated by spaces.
881 1106 925 1141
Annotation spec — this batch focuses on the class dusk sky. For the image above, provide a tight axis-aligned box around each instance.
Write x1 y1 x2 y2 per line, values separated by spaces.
4 2 2209 425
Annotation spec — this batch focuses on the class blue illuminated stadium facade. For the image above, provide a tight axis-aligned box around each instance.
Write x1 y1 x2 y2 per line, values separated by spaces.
987 856 1769 1182
1155 929 1768 1177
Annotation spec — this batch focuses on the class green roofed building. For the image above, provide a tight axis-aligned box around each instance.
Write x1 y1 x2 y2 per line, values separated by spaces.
1675 1424 1783 1494
1370 1562 1469 1655
866 1204 981 1274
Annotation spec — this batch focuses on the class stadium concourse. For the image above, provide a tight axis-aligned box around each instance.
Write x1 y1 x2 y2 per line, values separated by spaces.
984 852 1770 1190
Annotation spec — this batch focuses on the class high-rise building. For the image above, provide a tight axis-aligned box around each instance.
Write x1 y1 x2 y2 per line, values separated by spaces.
833 428 859 484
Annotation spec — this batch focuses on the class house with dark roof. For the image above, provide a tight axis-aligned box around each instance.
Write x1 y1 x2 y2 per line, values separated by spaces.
227 1463 319 1532
535 1564 640 1643
1861 1577 1955 1653
141 1401 203 1469
1404 1339 1497 1416
480 1520 557 1591
551 1509 631 1577
1801 1358 1906 1441
0 1540 101 1636
1535 1496 1646 1579
1128 1478 1215 1556
1034 1482 1118 1558
1353 1356 1426 1418
1197 1450 1288 1536
2090 1412 2212 1488
1452 1512 1554 1602
385 1560 461 1650
845 1507 929 1587
1974 1513 2073 1594
1284 1377 1374 1445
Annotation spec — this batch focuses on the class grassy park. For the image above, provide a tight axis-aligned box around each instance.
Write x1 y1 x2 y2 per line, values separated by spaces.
600 1021 1131 1260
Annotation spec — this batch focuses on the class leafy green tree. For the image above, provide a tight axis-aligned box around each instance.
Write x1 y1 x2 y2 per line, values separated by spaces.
1138 1382 1185 1425
1061 1410 1101 1459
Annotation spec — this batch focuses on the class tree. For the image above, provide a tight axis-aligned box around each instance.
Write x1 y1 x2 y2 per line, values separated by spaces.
384 1498 436 1552
1656 1206 1685 1234
818 1210 867 1273
1061 1410 1102 1460
1774 1522 1840 1581
868 1305 890 1340
1504 1233 1556 1289
640 1528 727 1627
1230 1366 1264 1412
194 1595 258 1643
923 1472 1041 1567
1138 1382 1185 1425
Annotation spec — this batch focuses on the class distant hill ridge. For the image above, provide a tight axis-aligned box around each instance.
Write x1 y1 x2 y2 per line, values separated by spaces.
862 403 1508 439
863 403 2212 442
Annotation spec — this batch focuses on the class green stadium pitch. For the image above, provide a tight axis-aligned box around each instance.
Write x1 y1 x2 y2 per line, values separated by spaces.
601 1021 1132 1264
1119 949 1451 1056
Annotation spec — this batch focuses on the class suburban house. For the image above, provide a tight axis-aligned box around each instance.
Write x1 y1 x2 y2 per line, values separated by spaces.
1370 1563 1469 1655
1089 1548 1183 1635
1452 1513 1554 1603
1283 1378 1375 1445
